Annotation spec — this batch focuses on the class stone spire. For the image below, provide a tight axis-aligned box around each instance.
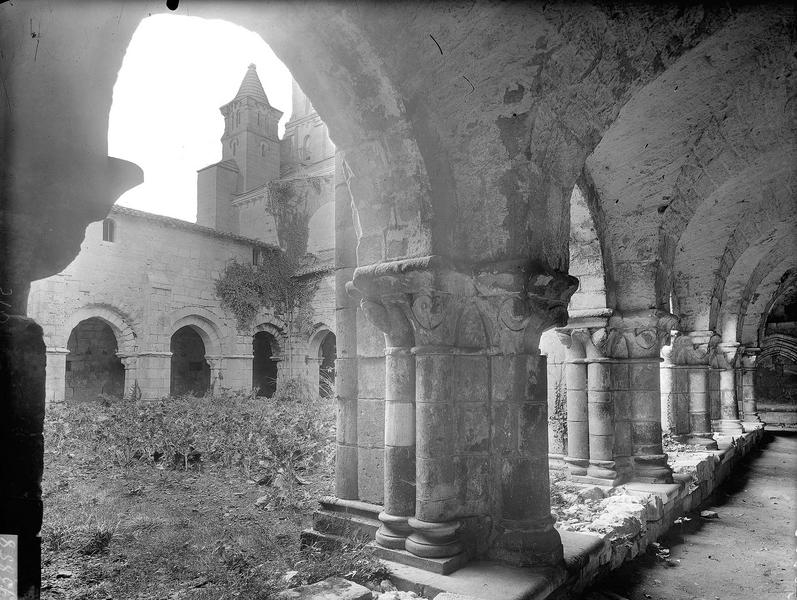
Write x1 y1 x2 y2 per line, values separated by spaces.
234 63 270 105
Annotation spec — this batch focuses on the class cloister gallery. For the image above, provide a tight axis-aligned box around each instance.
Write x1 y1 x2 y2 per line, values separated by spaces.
1 2 795 598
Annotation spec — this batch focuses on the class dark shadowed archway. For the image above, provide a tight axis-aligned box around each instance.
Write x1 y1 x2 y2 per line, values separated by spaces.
170 326 210 396
65 317 125 401
252 331 279 398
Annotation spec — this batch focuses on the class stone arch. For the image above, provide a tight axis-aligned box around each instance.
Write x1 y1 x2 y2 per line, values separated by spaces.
308 324 336 398
567 182 610 314
252 321 286 398
168 308 225 357
718 245 796 345
672 157 796 332
583 12 794 312
65 317 126 402
60 304 138 356
739 261 797 347
170 325 211 396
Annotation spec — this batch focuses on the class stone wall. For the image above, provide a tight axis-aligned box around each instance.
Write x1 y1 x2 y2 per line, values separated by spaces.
27 206 336 403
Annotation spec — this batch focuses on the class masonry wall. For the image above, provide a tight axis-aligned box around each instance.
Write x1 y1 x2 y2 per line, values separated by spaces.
28 207 336 402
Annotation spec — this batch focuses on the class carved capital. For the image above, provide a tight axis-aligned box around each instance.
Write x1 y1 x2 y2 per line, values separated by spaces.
715 342 741 369
740 346 760 370
670 332 711 366
351 256 578 353
605 310 679 359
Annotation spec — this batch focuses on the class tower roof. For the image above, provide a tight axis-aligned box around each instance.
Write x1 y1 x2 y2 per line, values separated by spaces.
233 63 270 105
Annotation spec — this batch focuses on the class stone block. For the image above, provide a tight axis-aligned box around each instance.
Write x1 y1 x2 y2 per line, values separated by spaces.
277 577 372 599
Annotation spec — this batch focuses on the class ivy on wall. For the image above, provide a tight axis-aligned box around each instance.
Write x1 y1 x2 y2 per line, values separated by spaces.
215 248 318 333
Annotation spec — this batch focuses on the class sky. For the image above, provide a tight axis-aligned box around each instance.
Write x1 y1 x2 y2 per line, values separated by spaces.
108 14 293 223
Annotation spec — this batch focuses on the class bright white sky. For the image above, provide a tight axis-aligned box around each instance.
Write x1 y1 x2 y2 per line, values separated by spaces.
109 14 292 223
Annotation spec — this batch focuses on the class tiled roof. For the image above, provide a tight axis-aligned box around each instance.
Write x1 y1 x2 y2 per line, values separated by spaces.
110 205 278 249
234 64 270 105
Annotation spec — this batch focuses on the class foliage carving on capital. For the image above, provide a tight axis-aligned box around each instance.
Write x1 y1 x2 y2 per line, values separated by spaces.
670 332 711 366
605 310 679 359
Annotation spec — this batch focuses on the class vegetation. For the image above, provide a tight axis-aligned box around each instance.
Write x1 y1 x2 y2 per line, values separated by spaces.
215 249 318 332
41 384 388 599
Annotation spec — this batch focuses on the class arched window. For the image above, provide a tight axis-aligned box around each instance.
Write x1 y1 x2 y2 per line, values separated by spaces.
260 143 266 157
257 112 261 127
102 218 115 242
236 110 240 127
232 140 238 156
302 135 311 161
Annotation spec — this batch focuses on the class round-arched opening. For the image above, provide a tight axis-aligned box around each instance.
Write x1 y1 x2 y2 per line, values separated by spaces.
253 331 279 398
65 318 125 402
318 331 336 398
170 326 210 396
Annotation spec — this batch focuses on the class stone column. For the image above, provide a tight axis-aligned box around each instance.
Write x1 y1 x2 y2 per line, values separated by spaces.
556 329 588 477
740 347 763 428
1 316 46 598
670 332 718 449
359 295 416 550
334 152 359 499
584 328 625 483
714 342 744 435
354 257 576 566
659 341 675 436
136 351 172 401
117 353 138 400
605 310 676 483
45 347 69 404
205 356 223 394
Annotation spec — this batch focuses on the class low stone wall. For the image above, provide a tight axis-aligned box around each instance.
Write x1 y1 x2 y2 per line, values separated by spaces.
551 427 765 599
383 428 765 600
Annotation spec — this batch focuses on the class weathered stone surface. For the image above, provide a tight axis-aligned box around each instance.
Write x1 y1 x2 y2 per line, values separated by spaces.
277 577 372 600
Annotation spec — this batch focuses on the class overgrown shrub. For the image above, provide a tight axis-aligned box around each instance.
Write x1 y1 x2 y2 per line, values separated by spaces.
45 380 336 483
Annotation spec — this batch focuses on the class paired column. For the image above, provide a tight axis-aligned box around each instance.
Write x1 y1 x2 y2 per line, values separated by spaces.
605 311 676 484
352 258 576 567
557 325 621 484
714 342 744 435
45 346 70 404
558 329 588 476
740 347 763 428
359 297 417 550
669 332 718 449
117 353 139 400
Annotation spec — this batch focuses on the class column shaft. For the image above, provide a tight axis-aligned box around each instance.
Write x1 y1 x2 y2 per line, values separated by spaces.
716 368 743 434
686 367 717 448
587 360 622 481
564 359 589 476
406 347 462 558
376 347 416 548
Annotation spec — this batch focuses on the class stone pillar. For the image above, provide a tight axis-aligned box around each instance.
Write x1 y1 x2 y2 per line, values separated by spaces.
359 296 416 550
219 354 253 392
353 258 576 567
136 351 172 401
714 342 744 435
334 152 359 499
1 317 46 598
408 344 461 558
605 310 676 484
205 356 223 394
556 329 588 476
659 342 676 436
667 332 718 449
45 347 69 404
740 347 763 428
586 332 624 483
117 353 138 400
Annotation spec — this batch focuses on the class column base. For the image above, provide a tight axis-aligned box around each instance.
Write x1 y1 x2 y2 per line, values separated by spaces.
742 420 764 432
405 518 462 559
564 456 589 477
685 433 719 450
375 512 413 549
490 514 563 567
714 419 744 435
632 454 673 483
586 459 619 483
